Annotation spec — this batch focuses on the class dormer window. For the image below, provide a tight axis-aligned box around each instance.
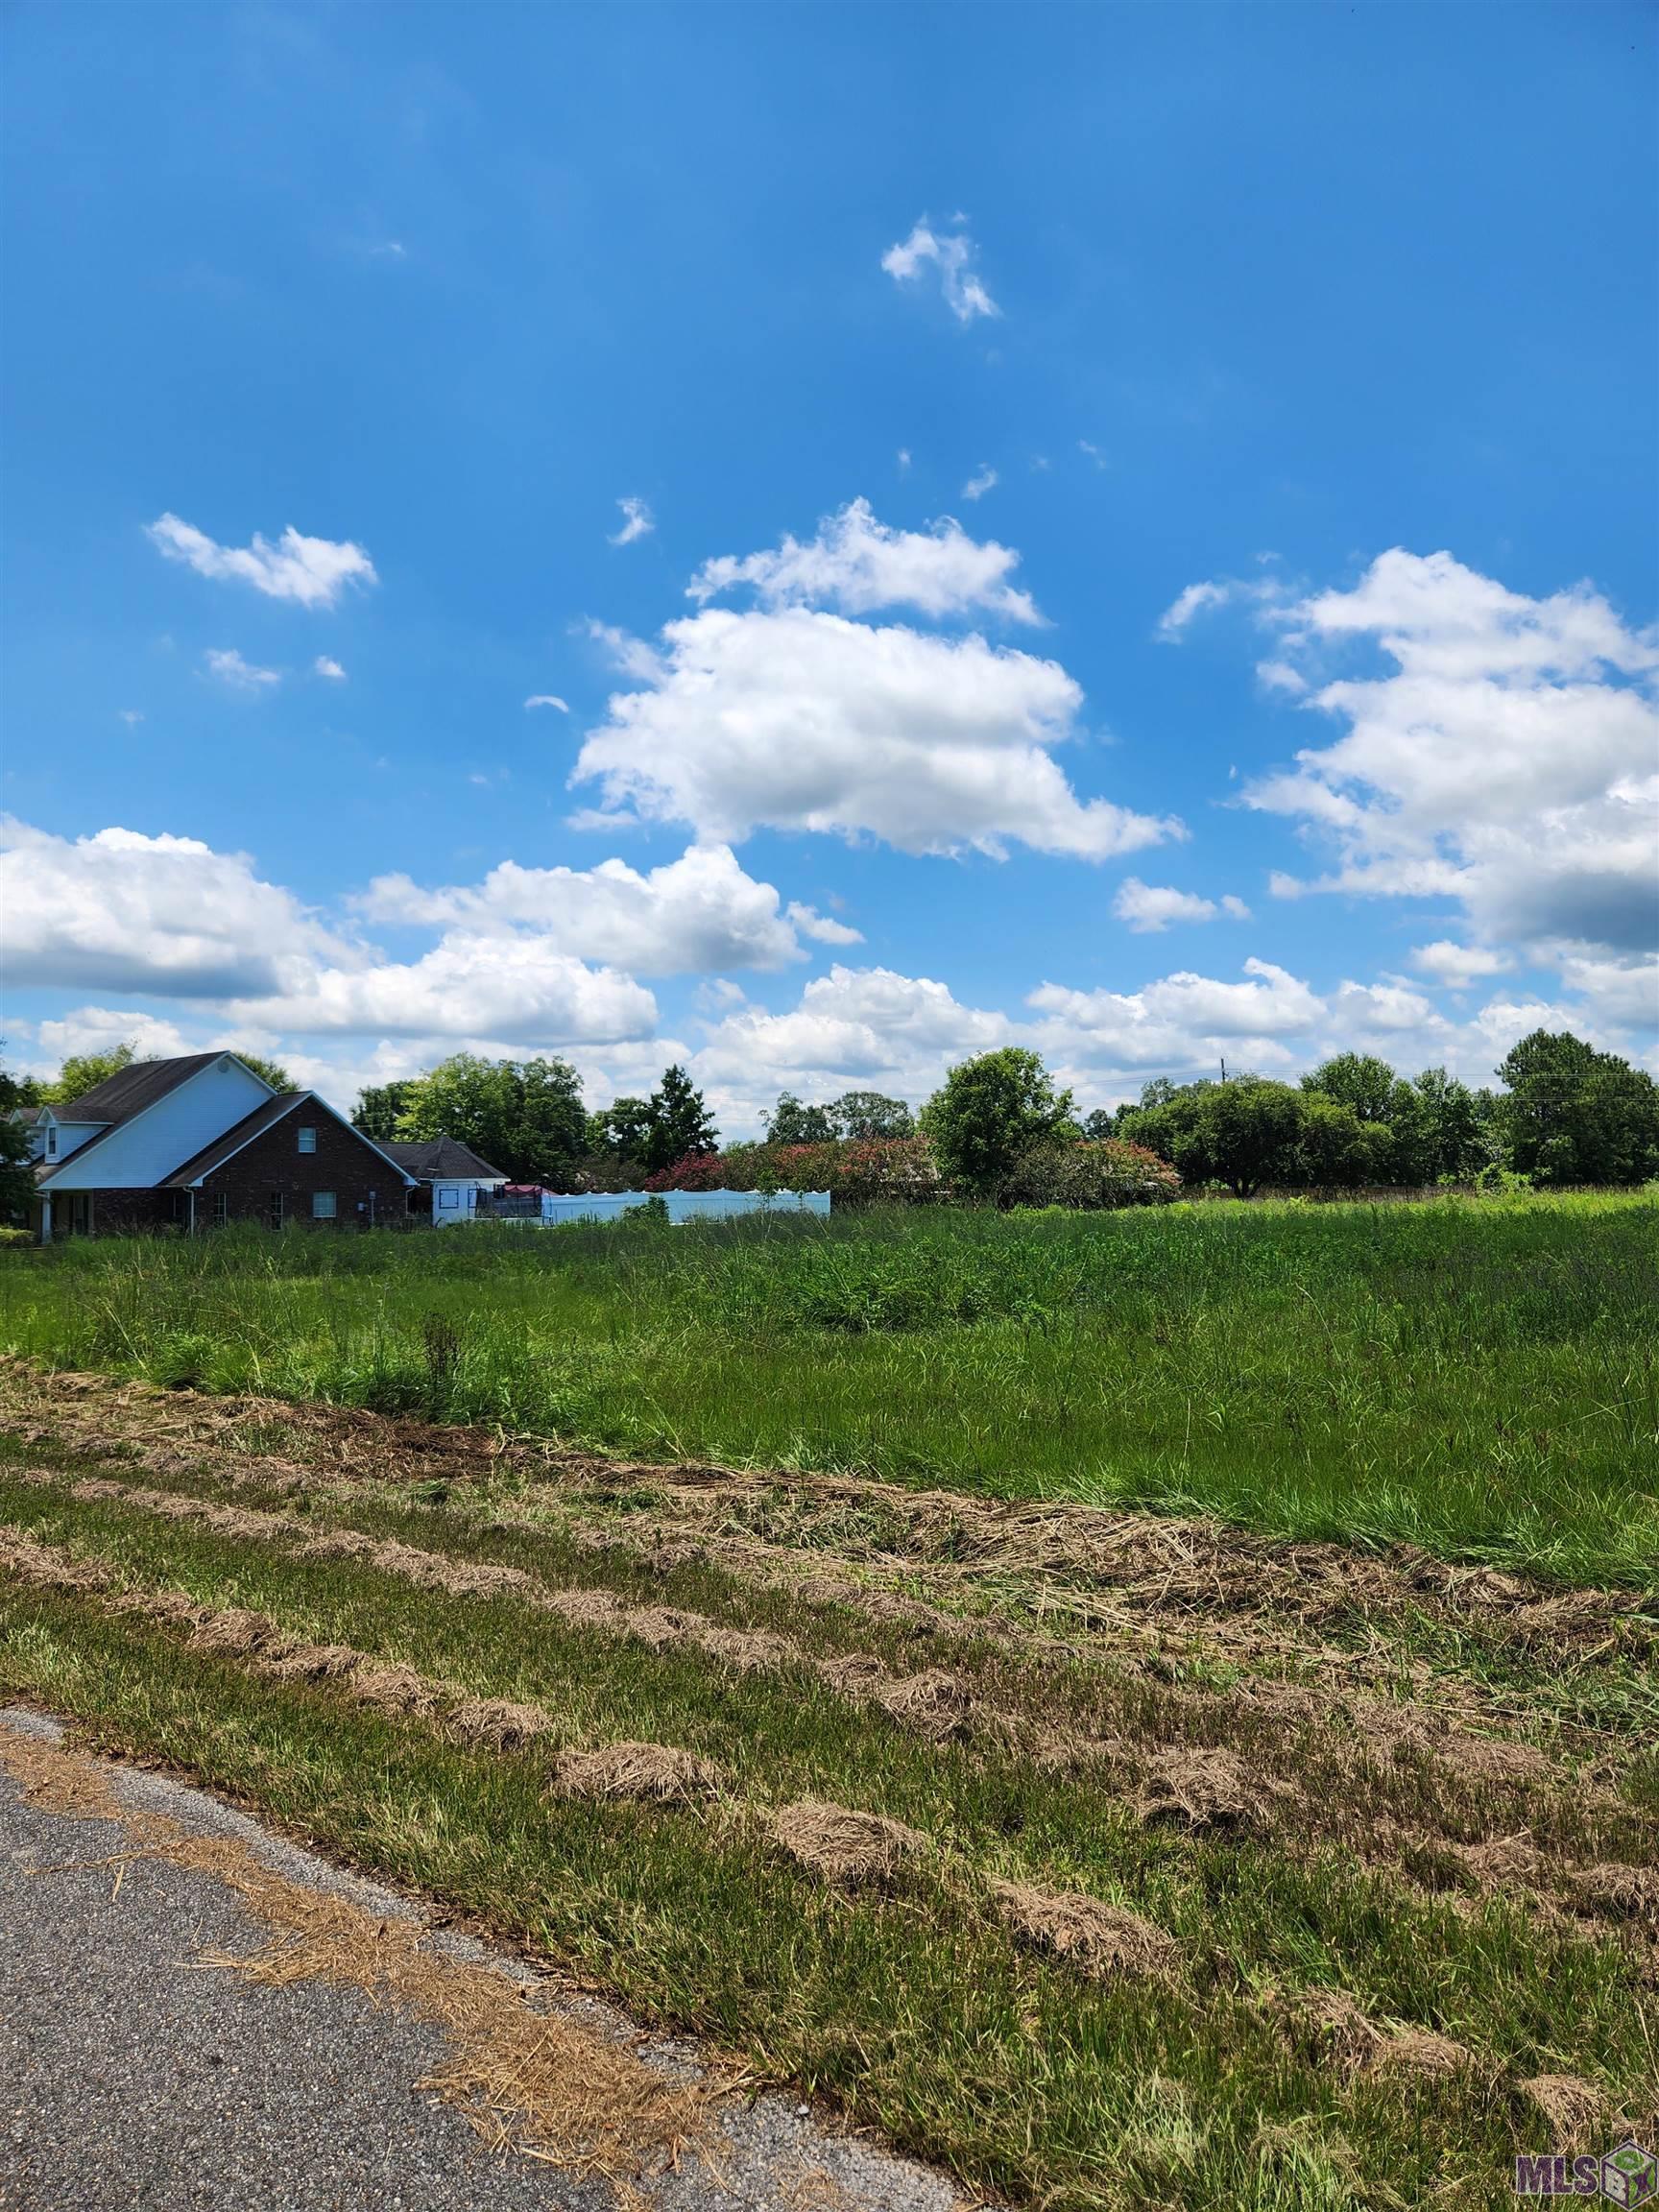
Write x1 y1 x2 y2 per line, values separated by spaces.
298 1127 317 1154
46 1128 57 1159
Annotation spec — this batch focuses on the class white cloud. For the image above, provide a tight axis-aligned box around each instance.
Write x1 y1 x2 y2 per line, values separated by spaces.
1172 548 1659 962
687 498 1040 624
1031 959 1327 1072
610 497 655 546
961 466 998 502
1409 940 1514 988
571 604 1179 860
694 964 1009 1107
313 655 348 682
356 843 858 975
881 217 998 323
204 647 280 690
1113 879 1251 933
1078 440 1107 469
33 1006 195 1072
524 693 569 712
1157 580 1238 639
146 513 377 610
897 448 912 473
0 818 341 997
228 936 656 1046
117 709 145 727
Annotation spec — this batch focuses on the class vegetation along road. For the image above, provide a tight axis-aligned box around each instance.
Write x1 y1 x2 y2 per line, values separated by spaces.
0 1191 1655 2210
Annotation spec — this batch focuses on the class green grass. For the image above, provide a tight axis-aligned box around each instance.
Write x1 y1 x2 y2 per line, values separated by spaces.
2 1190 1656 1585
4 1467 1655 2211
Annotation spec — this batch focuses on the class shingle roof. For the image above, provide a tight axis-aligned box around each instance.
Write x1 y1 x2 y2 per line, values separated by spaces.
382 1137 507 1182
58 1053 231 1124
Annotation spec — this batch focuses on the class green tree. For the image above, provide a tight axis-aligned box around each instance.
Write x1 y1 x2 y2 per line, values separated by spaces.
0 1052 38 1225
1388 1068 1494 1184
643 1066 718 1173
232 1051 293 1094
397 1055 588 1185
1119 1077 1306 1198
920 1048 1075 1196
825 1090 914 1140
765 1093 838 1144
1302 1053 1398 1125
1496 1030 1659 1187
1295 1093 1395 1187
586 1097 653 1170
47 1041 136 1105
352 1081 418 1142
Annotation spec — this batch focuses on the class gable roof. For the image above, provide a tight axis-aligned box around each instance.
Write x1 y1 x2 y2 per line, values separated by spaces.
37 1051 279 1190
58 1052 228 1124
162 1092 417 1189
382 1137 507 1182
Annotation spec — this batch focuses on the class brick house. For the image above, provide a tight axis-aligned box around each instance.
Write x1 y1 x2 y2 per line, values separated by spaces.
27 1052 415 1240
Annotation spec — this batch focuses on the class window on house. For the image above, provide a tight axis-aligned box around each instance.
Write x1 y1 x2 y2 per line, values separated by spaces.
298 1127 318 1154
312 1190 337 1220
269 1191 285 1228
212 1193 228 1227
46 1128 57 1159
438 1187 460 1209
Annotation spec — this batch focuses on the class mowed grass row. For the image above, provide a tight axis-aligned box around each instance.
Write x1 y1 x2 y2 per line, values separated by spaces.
2 1192 1656 1584
3 1472 1656 2212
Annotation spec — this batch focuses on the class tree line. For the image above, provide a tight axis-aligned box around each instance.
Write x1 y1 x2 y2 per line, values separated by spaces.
3 1025 1655 1222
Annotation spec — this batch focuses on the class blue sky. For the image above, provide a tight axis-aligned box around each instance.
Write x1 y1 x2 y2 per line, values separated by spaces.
3 2 1654 1129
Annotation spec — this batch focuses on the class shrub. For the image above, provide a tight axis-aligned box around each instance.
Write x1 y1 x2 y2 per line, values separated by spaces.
999 1139 1181 1210
646 1137 946 1205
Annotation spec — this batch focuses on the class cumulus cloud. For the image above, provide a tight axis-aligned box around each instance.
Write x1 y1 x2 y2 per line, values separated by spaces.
0 818 341 997
881 217 998 323
960 466 998 502
1113 879 1251 933
228 935 656 1046
33 1006 195 1070
1169 548 1659 962
204 647 279 689
694 964 1009 1100
1410 940 1514 988
573 604 1177 860
313 656 348 682
1030 959 1327 1072
610 497 655 545
146 514 377 610
356 843 858 975
687 498 1040 624
524 693 569 712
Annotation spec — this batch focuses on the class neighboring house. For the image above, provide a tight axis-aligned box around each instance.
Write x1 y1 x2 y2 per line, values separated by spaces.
382 1137 507 1225
26 1053 415 1241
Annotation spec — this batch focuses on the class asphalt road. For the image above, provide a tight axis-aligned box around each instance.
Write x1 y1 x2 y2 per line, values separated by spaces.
1 1707 962 2212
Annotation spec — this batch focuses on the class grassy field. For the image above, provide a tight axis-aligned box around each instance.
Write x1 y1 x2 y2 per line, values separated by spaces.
1 1362 1655 2210
1 1191 1654 1584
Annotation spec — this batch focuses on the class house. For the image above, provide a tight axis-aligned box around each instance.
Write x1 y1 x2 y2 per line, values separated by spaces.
26 1052 416 1241
381 1137 507 1225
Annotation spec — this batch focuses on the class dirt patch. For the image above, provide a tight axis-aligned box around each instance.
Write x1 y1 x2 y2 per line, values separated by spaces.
0 1719 714 2198
990 1880 1176 1981
552 1743 723 1805
772 1799 926 1890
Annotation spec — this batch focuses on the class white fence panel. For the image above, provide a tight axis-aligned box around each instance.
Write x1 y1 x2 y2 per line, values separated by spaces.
530 1189 830 1227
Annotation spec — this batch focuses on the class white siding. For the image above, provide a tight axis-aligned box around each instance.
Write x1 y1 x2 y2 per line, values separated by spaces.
45 1059 274 1190
430 1178 502 1224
